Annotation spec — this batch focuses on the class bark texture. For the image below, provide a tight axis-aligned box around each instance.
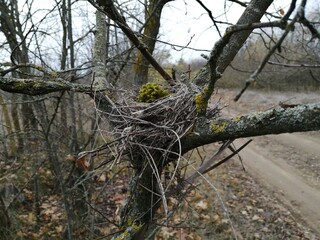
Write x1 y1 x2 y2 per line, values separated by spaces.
0 77 98 95
133 0 172 85
94 0 173 84
181 103 320 153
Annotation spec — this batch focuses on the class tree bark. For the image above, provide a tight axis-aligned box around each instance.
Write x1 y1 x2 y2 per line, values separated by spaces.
112 154 164 240
94 0 173 84
194 0 274 86
0 76 98 95
133 0 172 85
181 103 320 153
0 195 10 239
0 94 15 156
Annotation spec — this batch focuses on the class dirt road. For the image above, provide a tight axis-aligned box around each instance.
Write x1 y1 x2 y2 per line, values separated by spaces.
235 134 320 235
220 89 320 235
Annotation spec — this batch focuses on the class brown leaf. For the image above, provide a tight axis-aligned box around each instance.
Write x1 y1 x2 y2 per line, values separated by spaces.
97 172 106 182
195 200 208 210
75 156 89 172
66 154 75 162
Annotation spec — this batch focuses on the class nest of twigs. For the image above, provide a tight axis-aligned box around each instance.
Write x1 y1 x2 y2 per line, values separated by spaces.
84 82 221 171
88 82 223 221
109 83 197 159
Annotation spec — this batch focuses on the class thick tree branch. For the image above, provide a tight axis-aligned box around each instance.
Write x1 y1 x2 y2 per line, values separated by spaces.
194 0 274 86
192 0 274 116
181 103 320 153
217 0 274 74
0 77 100 95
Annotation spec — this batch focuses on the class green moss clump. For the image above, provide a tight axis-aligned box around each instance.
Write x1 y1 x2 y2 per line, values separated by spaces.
137 82 169 103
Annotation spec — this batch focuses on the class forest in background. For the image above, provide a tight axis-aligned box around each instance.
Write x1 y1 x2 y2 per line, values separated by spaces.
0 0 320 239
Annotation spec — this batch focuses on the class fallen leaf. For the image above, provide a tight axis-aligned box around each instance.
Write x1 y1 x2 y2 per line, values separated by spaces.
241 210 248 216
252 214 260 221
195 200 208 210
97 172 106 182
75 156 89 172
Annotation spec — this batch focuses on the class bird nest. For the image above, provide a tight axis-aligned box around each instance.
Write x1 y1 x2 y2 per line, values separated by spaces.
109 83 197 160
87 82 222 218
91 82 221 168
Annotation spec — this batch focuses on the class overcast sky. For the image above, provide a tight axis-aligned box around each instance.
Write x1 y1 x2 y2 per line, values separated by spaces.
160 0 318 62
12 0 319 65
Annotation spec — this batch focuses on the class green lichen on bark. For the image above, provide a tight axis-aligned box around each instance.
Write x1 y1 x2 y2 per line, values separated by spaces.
211 122 227 133
114 220 143 240
180 103 320 154
194 94 207 114
192 66 209 87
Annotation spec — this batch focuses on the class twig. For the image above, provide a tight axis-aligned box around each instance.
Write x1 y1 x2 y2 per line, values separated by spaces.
235 1 306 101
88 0 173 84
268 61 320 68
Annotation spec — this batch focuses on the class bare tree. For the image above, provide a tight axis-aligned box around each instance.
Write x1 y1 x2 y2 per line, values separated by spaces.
1 0 320 239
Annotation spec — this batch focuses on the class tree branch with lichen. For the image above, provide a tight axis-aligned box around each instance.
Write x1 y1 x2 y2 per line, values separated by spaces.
0 76 101 95
192 0 274 115
180 103 320 154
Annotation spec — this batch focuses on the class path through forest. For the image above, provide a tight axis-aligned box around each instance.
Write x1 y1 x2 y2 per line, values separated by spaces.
235 134 320 235
219 89 320 235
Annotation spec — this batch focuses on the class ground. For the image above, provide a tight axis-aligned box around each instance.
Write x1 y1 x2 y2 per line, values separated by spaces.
157 89 320 239
2 89 320 239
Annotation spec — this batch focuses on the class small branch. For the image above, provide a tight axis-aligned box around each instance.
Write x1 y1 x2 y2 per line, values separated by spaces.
195 0 222 37
0 62 92 79
186 140 234 184
268 61 320 68
235 2 305 101
227 0 248 8
299 16 320 40
89 0 173 84
202 139 252 174
226 20 287 34
282 0 297 22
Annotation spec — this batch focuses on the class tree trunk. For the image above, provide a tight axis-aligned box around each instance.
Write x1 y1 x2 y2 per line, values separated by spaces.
133 0 170 85
113 154 164 240
11 97 23 153
0 196 10 239
93 10 108 88
0 0 39 154
0 94 15 157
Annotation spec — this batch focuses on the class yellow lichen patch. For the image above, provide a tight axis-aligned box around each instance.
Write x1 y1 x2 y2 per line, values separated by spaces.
35 65 43 71
115 219 143 240
233 116 242 122
115 230 129 240
203 86 209 94
211 122 226 133
131 222 143 231
195 94 207 113
49 71 58 78
126 217 143 231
